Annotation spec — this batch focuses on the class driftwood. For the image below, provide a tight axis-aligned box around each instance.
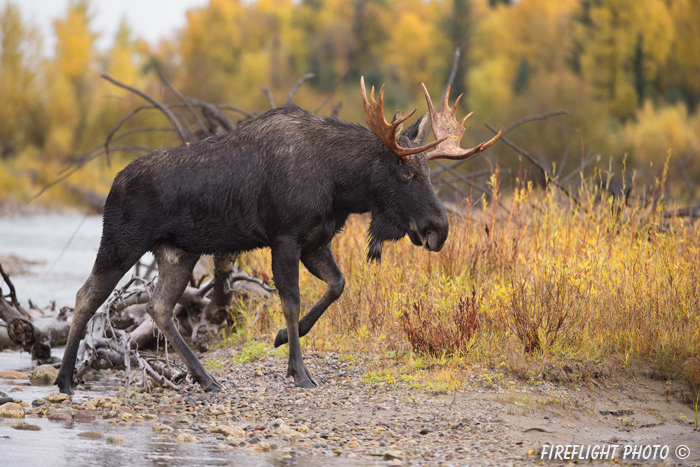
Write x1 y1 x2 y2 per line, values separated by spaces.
2 251 274 390
1 261 73 358
67 256 274 390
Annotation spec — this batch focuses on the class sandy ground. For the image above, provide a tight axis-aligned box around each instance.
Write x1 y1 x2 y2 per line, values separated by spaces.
3 348 698 466
499 372 700 465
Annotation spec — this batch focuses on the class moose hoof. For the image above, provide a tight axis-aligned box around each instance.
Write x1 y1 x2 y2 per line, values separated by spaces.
295 379 317 389
54 376 74 395
273 329 288 348
202 379 223 393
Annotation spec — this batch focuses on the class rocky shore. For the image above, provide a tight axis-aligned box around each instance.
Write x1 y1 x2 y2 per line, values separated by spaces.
1 349 697 466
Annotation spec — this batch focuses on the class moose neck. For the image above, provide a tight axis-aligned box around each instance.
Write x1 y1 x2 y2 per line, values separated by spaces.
327 126 390 216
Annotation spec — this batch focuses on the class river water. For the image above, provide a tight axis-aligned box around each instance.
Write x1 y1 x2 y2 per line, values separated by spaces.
0 213 104 307
0 214 374 467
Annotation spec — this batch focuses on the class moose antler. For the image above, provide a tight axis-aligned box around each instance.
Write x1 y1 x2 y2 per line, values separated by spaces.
421 83 503 161
361 76 446 163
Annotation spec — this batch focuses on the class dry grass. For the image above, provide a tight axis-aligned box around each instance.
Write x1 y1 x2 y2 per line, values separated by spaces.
233 173 700 399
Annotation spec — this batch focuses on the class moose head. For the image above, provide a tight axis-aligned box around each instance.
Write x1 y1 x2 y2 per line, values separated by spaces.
361 76 503 261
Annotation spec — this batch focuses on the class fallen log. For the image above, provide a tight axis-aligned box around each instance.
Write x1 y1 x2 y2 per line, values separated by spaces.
1 263 73 356
0 320 12 348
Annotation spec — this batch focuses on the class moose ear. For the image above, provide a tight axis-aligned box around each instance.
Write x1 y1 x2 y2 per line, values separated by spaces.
401 112 431 146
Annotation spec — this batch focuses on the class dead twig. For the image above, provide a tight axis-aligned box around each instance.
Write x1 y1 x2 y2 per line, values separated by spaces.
485 122 583 208
313 69 350 114
0 261 21 309
501 110 569 135
101 74 191 144
261 87 276 109
285 73 315 105
159 71 210 138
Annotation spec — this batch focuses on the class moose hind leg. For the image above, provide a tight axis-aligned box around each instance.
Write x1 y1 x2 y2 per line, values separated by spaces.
55 266 134 394
274 245 344 348
150 246 222 392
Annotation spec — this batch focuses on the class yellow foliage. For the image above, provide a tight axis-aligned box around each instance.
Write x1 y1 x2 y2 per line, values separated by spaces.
387 11 435 86
44 74 79 131
477 0 578 75
672 0 700 95
616 101 700 173
105 21 142 88
468 58 513 113
53 0 95 81
575 0 674 117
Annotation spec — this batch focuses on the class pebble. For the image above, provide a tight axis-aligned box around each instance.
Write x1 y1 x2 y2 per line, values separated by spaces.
211 425 245 438
0 402 25 418
74 410 96 422
106 435 127 445
152 423 174 433
45 393 70 403
12 421 41 431
176 433 199 443
29 365 59 386
0 350 544 466
77 431 104 440
47 412 73 422
0 370 28 380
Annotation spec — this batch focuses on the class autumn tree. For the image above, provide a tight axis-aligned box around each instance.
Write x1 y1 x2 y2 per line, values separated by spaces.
0 3 42 159
573 0 673 119
669 0 700 110
43 0 97 161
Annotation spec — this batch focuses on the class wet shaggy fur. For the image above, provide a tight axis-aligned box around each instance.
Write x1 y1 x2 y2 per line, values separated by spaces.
55 104 449 393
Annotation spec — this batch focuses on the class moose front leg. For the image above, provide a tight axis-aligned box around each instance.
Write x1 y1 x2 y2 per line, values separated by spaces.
271 238 317 388
274 244 344 348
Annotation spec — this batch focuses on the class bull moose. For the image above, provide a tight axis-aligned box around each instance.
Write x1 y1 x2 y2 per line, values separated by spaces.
55 78 502 393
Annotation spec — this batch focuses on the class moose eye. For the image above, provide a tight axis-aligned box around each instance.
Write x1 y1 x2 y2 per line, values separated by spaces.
401 169 412 181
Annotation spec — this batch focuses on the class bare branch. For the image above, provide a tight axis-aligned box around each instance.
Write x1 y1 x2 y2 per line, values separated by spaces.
432 163 493 198
101 74 190 144
440 47 461 106
485 122 583 207
501 110 569 135
102 105 154 161
313 69 351 114
261 87 276 109
159 71 209 138
187 99 236 133
33 145 152 200
215 104 258 119
0 261 21 310
229 273 277 293
285 73 315 105
559 151 599 184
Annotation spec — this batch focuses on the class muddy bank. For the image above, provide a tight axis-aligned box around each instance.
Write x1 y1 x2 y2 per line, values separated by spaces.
2 348 698 466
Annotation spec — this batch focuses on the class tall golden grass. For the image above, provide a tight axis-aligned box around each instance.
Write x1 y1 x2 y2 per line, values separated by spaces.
239 172 700 399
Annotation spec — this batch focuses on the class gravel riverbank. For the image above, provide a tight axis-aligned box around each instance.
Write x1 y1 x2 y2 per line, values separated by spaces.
1 349 698 466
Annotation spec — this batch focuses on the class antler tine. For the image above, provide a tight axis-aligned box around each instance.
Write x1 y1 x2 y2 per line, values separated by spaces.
421 82 503 161
361 76 445 162
442 85 452 115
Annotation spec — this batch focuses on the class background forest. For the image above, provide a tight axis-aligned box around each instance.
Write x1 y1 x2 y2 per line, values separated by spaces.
1 0 699 206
